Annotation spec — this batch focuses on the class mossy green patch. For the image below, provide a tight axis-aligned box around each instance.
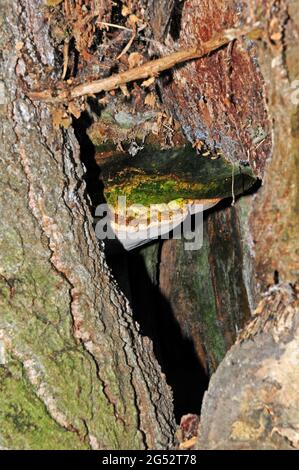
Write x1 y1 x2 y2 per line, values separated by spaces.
0 229 144 450
0 357 87 449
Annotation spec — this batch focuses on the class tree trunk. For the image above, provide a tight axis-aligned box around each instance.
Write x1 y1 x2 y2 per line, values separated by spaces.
1 0 298 452
0 0 175 450
196 0 299 449
142 0 299 449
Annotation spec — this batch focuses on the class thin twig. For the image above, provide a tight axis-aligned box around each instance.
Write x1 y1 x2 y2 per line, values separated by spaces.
28 23 263 103
117 30 136 60
97 21 133 32
61 38 70 80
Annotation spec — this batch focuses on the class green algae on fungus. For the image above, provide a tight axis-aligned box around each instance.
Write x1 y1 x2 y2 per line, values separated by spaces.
99 144 256 208
105 177 220 207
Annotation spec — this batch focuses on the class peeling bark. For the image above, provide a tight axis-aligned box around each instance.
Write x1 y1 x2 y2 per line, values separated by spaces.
151 0 272 176
198 284 299 450
192 0 299 449
144 0 298 450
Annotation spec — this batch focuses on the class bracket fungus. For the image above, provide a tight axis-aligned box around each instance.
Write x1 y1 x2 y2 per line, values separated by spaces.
95 144 256 250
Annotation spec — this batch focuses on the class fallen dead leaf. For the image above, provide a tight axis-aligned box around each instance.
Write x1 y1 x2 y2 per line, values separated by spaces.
128 14 140 27
98 95 110 106
121 5 131 17
144 92 157 108
128 52 144 69
142 76 155 88
52 107 71 129
68 101 82 119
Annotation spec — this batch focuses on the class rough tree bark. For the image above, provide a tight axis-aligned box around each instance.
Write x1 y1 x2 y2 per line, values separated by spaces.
140 0 299 449
197 0 299 449
0 0 175 450
1 0 298 452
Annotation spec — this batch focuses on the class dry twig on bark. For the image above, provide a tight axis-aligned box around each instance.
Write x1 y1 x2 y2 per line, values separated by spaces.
28 24 263 103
